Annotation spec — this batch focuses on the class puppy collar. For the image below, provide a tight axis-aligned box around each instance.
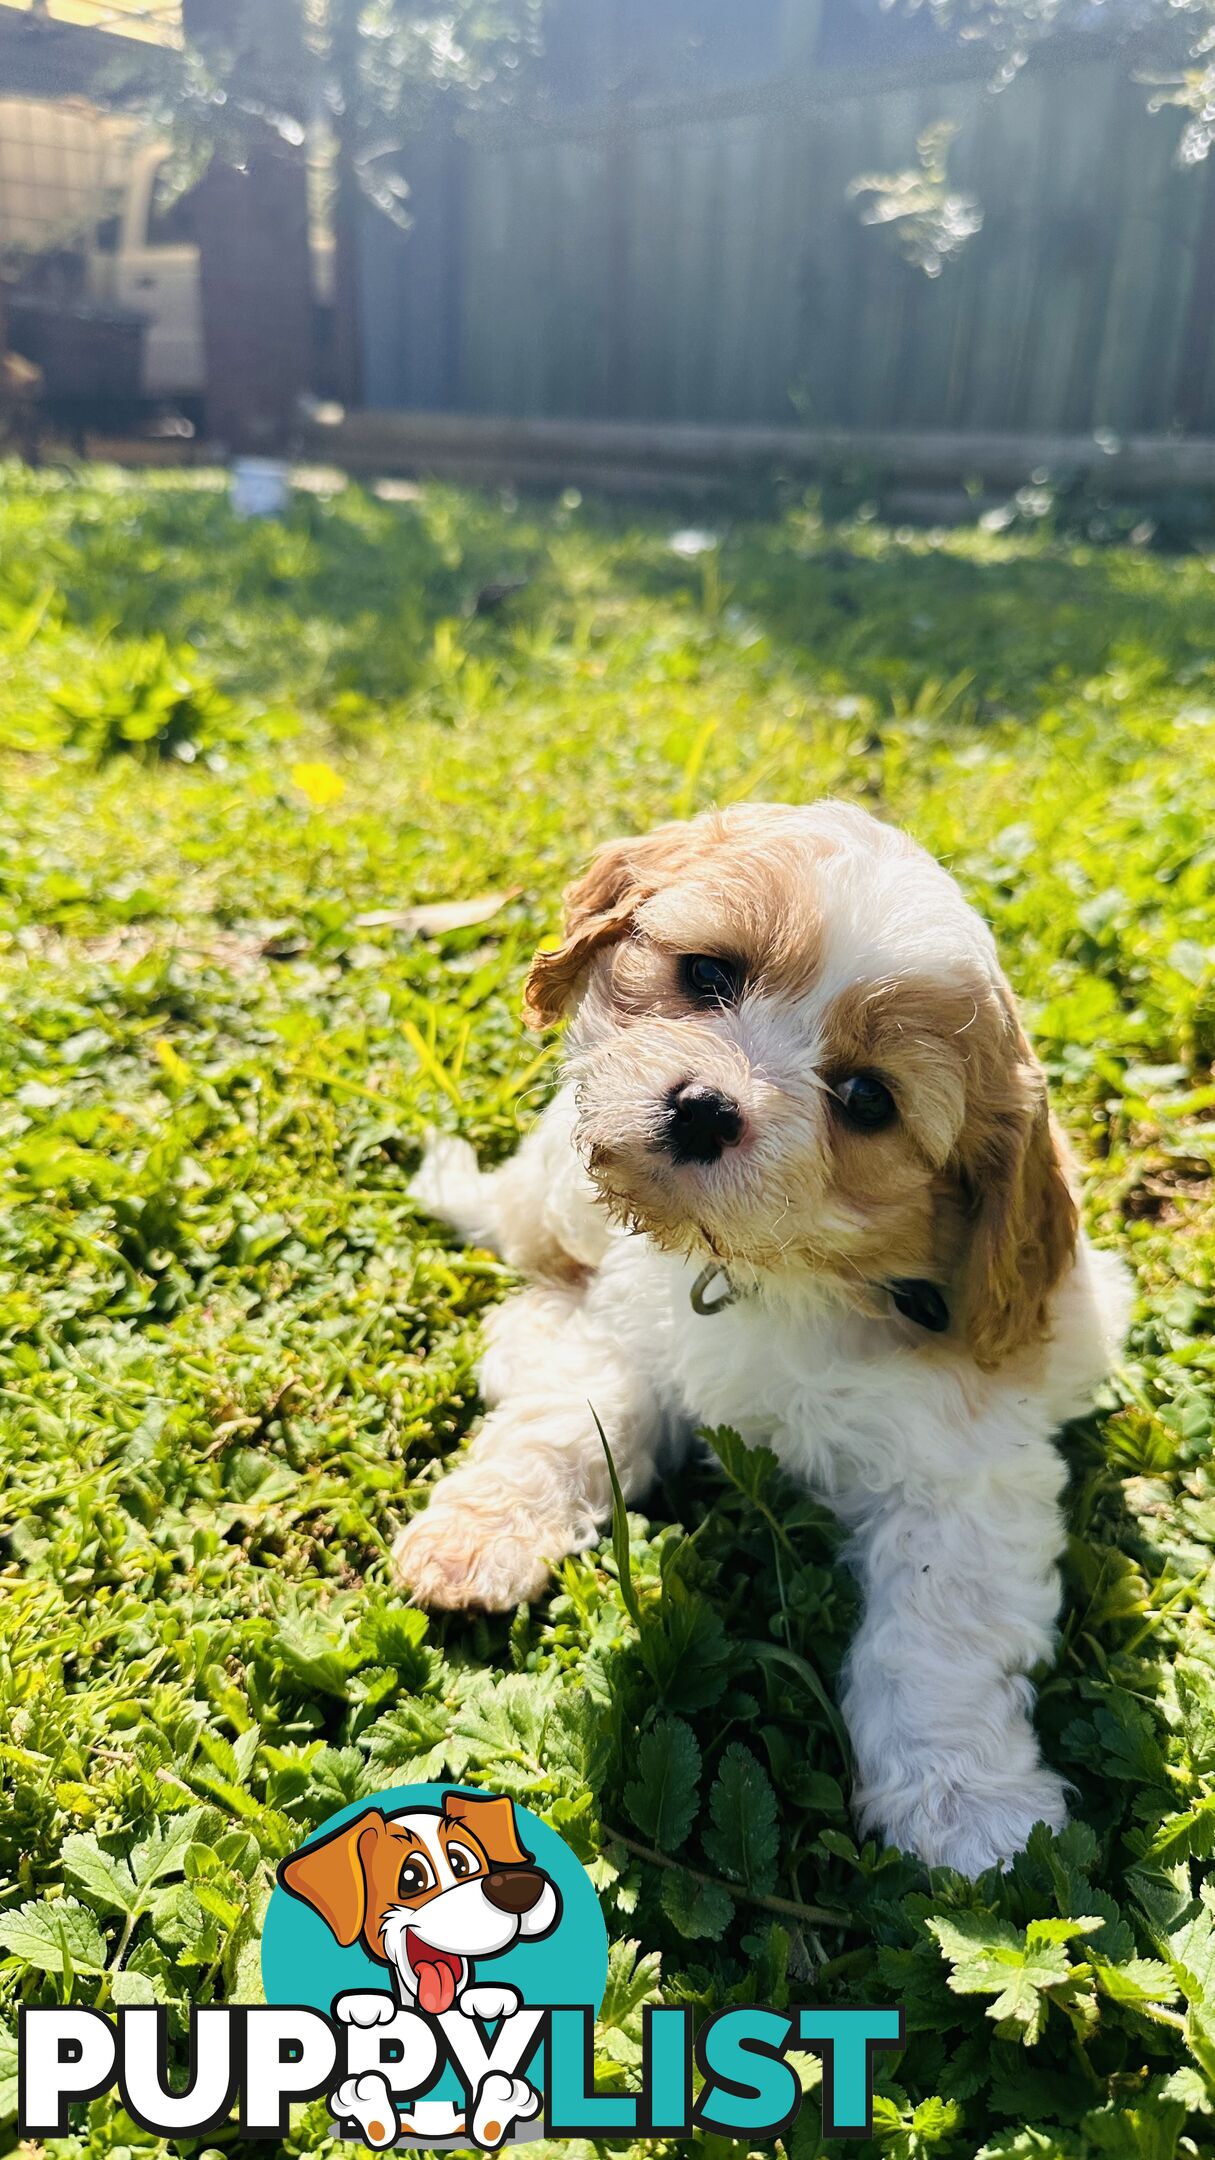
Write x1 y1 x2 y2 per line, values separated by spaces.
689 1264 949 1333
690 1264 739 1315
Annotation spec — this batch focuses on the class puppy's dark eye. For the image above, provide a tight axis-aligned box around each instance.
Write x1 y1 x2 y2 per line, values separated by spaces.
398 1856 434 1897
833 1072 897 1132
446 1843 478 1880
680 953 744 1007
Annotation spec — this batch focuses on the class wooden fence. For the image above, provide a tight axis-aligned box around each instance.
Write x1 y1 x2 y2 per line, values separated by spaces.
356 23 1215 437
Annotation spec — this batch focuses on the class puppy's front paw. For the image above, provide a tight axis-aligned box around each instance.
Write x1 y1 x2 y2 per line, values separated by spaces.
459 1983 521 2022
329 2071 399 2148
471 2071 541 2150
391 1500 556 1610
334 1991 398 2027
865 1766 1069 1877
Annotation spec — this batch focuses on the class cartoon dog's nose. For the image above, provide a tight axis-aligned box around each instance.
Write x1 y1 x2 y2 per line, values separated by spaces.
661 1081 743 1166
483 1869 546 1915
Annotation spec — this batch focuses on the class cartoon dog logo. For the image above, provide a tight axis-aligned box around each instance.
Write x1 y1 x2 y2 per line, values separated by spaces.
279 1790 561 2148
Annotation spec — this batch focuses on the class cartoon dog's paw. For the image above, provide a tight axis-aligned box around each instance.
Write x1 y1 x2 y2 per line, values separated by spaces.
334 1991 398 2027
330 2071 399 2148
471 2071 541 2150
391 1498 555 1610
459 1983 521 2023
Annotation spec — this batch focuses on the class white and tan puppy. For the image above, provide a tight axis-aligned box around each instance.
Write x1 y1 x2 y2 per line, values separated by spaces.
394 802 1131 1878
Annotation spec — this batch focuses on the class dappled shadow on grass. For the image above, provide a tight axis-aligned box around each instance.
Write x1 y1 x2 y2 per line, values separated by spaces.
48 480 546 707
19 473 1215 740
612 517 1215 722
58 487 484 632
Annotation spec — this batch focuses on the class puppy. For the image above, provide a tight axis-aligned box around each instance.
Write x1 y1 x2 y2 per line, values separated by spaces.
393 802 1131 1877
281 1791 557 2147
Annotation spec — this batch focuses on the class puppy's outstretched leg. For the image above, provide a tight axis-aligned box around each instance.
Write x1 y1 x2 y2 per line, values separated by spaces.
840 1463 1069 1876
410 1085 612 1283
392 1278 669 1610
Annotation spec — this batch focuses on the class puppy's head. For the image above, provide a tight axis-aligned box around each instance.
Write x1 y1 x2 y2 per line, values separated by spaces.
525 802 1076 1369
279 1792 560 1997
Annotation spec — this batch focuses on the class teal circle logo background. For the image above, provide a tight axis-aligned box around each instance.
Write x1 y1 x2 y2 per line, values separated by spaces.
261 1784 609 2017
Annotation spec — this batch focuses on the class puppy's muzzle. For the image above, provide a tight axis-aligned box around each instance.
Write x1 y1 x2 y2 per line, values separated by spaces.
660 1081 744 1166
483 1868 547 1915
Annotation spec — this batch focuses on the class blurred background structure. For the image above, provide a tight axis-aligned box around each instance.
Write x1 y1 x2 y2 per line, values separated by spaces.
360 4 1215 439
2 0 1215 495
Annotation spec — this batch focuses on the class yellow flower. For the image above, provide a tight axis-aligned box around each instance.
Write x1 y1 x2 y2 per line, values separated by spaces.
291 760 346 810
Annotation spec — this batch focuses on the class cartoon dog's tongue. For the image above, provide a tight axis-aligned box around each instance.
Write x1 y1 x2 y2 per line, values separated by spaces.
406 1932 462 2015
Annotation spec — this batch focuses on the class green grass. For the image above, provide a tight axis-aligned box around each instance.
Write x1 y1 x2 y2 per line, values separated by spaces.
2 463 1215 2160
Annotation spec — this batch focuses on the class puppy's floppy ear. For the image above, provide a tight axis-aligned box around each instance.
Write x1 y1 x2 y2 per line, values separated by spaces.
442 1790 533 1868
278 1808 386 1946
523 823 693 1030
523 836 643 1030
958 991 1078 1370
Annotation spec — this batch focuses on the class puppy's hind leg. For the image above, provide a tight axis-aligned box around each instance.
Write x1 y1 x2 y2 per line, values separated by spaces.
392 1282 668 1610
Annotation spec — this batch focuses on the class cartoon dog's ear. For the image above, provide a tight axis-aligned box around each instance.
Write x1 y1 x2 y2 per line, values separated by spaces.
442 1791 533 1868
279 1809 387 1946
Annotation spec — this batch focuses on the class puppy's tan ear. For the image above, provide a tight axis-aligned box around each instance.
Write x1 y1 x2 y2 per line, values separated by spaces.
442 1790 533 1868
959 998 1078 1370
523 837 643 1030
279 1809 386 1945
523 823 696 1030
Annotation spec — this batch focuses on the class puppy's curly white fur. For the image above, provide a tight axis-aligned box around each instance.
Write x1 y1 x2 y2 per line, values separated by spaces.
395 802 1131 1877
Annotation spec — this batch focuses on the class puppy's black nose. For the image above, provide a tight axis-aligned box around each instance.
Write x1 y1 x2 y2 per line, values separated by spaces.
484 1868 546 1915
662 1081 743 1165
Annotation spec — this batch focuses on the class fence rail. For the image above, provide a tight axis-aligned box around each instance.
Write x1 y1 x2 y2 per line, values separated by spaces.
306 410 1215 496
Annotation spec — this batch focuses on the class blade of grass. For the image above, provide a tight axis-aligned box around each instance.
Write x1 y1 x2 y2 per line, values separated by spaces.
593 1403 643 1629
400 1017 465 1108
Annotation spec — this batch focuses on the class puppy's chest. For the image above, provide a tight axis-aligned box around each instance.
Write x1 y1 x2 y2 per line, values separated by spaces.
658 1265 879 1463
